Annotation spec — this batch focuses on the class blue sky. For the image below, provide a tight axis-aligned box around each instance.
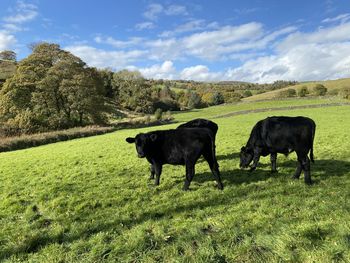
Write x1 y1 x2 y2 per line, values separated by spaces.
1 0 350 83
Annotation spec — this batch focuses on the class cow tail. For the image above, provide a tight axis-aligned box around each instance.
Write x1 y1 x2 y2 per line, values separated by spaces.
310 122 316 163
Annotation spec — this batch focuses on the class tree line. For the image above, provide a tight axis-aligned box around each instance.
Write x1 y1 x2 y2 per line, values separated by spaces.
0 42 299 136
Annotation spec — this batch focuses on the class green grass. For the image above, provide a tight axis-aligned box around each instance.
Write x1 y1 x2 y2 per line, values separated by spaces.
243 78 350 102
173 97 346 122
1 101 350 262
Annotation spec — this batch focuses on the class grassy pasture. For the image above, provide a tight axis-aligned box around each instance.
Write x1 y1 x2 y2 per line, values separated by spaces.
0 101 350 262
173 96 347 122
242 78 350 102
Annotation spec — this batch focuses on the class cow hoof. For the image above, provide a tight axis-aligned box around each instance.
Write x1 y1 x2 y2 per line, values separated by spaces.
217 184 224 190
305 180 313 185
292 175 300 180
182 187 190 191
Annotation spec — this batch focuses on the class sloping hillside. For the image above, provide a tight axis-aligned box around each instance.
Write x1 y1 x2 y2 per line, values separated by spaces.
243 78 350 102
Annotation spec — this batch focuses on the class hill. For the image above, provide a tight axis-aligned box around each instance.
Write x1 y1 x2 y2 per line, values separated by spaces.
242 78 350 102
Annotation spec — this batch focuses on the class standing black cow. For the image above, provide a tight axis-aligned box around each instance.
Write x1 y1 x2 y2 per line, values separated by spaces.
126 128 223 190
240 116 316 184
177 118 218 138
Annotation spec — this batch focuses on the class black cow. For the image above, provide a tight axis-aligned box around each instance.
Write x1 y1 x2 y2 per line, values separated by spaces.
126 128 223 190
240 116 316 184
177 118 218 138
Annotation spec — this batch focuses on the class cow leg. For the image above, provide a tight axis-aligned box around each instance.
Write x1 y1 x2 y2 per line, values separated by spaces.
301 156 312 185
250 149 261 172
293 158 303 179
270 153 278 173
149 164 155 180
153 163 162 186
183 163 195 191
203 151 224 190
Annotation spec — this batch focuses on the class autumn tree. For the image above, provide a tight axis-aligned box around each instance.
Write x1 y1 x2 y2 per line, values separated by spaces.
113 70 153 113
0 43 109 134
0 50 16 61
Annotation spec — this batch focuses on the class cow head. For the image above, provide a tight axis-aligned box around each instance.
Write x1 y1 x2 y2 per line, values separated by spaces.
126 133 157 158
240 146 253 169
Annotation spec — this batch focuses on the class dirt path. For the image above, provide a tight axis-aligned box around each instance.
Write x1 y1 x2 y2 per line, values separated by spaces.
213 102 350 119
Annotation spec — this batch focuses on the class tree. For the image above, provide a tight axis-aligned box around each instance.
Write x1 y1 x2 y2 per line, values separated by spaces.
114 70 153 113
298 86 308 97
212 91 225 105
340 87 350 99
187 91 202 109
313 84 327 96
0 50 16 61
278 88 296 98
242 90 253 98
98 68 115 98
0 42 109 134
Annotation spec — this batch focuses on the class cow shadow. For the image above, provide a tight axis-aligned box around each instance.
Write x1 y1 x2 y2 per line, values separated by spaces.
216 152 240 161
276 158 350 179
192 158 350 186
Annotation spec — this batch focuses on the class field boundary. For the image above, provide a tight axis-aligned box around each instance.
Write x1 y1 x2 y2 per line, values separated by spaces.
212 102 350 119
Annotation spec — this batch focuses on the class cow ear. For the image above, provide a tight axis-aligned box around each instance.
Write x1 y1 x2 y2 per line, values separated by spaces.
150 134 157 142
126 137 135 143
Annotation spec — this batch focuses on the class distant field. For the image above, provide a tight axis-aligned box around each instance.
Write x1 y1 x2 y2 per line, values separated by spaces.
243 78 350 102
173 97 347 122
1 99 349 262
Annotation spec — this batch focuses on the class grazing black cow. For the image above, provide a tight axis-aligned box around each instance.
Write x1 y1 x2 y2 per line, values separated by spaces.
177 118 218 138
126 128 223 190
240 116 316 184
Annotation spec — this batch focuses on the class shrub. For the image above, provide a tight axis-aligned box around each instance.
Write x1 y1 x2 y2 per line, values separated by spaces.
223 92 242 103
340 87 350 99
153 99 180 111
154 108 163 121
187 92 202 109
313 84 327 96
212 92 225 105
242 90 253 98
328 89 339 96
163 111 173 121
298 86 309 97
201 92 213 106
278 88 296 98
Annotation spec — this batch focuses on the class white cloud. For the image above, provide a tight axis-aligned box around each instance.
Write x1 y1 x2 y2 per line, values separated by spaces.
322 13 350 24
181 65 222 81
3 1 38 24
0 31 17 50
143 3 163 21
164 5 188 16
65 45 148 69
225 42 350 83
68 19 350 83
94 36 143 48
143 3 188 21
138 61 177 79
2 23 23 32
276 22 350 52
159 19 208 37
135 22 155 30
